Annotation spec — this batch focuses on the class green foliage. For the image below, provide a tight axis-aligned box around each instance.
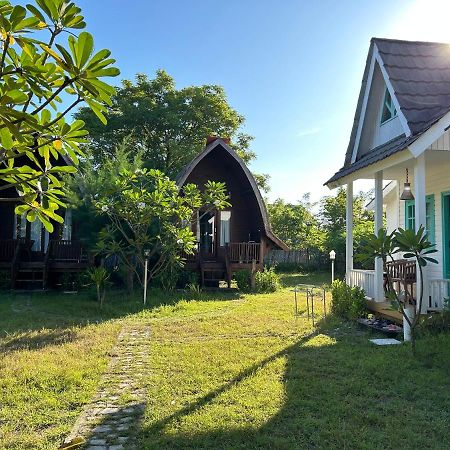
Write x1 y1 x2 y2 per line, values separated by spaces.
75 71 269 190
0 0 118 229
92 162 230 292
356 225 438 355
320 187 374 269
330 279 367 320
254 266 281 293
234 269 251 292
87 266 110 307
267 194 323 250
421 299 450 335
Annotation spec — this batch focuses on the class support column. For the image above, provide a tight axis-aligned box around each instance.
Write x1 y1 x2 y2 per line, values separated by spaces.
374 171 384 301
345 182 354 284
414 153 429 313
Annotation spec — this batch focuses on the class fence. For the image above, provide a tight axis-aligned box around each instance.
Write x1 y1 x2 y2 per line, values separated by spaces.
265 249 328 269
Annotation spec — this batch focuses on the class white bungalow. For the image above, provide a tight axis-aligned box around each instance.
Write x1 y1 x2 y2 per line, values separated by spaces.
326 37 450 316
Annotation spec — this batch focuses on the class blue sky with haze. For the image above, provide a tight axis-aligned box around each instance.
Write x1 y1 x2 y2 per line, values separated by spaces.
77 0 450 203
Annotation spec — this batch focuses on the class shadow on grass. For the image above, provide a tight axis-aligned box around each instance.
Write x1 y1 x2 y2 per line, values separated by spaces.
0 287 242 352
137 317 450 450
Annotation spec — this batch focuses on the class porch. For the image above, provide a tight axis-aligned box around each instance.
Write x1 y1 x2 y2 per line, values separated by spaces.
183 241 263 287
0 239 89 289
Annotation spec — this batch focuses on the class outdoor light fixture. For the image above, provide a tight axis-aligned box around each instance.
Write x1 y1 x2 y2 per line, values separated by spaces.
329 250 336 283
400 168 415 201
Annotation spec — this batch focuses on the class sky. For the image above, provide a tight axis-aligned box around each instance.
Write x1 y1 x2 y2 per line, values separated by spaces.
76 0 450 204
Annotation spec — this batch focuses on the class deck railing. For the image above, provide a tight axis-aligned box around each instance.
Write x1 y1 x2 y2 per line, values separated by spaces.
428 279 450 310
227 242 261 264
348 269 375 299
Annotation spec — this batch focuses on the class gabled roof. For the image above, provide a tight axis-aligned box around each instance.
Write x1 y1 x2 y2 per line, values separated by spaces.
176 138 288 250
327 37 450 186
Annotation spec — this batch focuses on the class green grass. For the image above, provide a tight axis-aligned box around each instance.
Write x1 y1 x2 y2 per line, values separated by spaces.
1 274 450 449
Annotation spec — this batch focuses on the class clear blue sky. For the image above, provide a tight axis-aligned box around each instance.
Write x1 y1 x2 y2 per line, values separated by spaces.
77 0 450 203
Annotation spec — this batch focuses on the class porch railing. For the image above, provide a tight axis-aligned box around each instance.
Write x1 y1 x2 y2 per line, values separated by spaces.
428 279 450 310
227 242 261 264
348 269 375 299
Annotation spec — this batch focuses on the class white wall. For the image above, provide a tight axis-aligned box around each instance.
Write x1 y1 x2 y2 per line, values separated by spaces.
384 160 450 280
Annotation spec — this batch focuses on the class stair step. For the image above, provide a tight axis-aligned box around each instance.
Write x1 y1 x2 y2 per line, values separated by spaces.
16 279 44 283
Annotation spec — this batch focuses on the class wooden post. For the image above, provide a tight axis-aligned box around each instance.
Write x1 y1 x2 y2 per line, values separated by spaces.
374 171 384 302
250 259 256 290
346 182 354 284
414 154 429 313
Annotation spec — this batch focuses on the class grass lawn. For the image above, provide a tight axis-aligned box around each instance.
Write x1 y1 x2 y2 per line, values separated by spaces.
1 272 450 449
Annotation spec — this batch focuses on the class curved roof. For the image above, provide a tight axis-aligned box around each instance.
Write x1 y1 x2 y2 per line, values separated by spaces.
176 138 288 250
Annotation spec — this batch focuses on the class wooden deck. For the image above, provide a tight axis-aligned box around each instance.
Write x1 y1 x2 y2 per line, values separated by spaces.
366 299 403 325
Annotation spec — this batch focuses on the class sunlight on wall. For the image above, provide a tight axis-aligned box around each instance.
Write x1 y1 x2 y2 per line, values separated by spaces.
390 0 450 43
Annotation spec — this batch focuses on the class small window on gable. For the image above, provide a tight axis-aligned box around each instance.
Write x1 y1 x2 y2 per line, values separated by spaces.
381 88 397 124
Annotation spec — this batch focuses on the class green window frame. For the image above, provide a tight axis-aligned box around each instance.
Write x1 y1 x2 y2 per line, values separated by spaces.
404 195 435 243
381 88 397 124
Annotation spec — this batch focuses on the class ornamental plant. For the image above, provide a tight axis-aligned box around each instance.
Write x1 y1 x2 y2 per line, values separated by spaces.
94 168 230 296
0 0 119 231
356 226 437 355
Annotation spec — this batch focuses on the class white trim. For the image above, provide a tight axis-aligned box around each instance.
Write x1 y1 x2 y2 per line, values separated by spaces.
408 110 450 157
351 51 377 164
345 182 354 283
350 44 411 165
327 147 413 189
374 44 411 138
374 171 384 301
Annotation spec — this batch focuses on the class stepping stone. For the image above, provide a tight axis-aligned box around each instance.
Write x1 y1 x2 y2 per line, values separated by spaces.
370 338 402 345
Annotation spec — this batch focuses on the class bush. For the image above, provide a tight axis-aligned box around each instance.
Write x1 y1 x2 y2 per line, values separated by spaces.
255 266 281 293
234 269 251 292
330 279 367 320
420 299 450 335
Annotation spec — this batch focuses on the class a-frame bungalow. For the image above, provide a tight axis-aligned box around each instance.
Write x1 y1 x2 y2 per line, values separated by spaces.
177 137 288 287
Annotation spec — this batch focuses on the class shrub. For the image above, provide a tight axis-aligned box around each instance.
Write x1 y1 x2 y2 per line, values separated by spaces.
234 270 251 292
255 266 281 293
330 279 367 320
420 299 450 335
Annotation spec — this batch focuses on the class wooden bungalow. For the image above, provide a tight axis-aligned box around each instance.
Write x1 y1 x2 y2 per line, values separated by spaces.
177 137 288 287
0 186 88 290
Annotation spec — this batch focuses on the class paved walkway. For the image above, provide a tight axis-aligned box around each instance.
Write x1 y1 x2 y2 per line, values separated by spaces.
63 325 151 450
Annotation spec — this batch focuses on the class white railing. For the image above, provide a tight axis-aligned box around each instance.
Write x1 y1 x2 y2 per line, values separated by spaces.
348 269 375 299
428 279 450 311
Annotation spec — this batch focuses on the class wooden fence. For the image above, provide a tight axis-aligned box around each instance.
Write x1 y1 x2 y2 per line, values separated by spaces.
265 249 328 269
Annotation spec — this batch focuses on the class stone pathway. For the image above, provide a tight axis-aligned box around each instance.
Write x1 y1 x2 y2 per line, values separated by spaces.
63 325 151 450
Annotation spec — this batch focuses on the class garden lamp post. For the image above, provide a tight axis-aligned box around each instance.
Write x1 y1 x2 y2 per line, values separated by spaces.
143 249 150 305
329 250 336 283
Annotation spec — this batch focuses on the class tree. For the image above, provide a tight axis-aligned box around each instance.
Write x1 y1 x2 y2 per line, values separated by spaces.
93 167 230 296
68 142 231 294
320 187 374 268
75 71 269 190
267 195 322 250
356 226 437 355
0 0 119 231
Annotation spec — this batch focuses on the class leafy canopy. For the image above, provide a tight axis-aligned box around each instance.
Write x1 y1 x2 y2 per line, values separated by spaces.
0 0 119 231
93 165 231 289
267 194 322 250
75 71 269 189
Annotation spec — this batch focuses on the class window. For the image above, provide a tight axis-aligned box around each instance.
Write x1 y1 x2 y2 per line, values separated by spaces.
14 215 27 239
380 88 397 124
404 195 435 243
405 200 415 231
62 209 72 240
219 211 231 246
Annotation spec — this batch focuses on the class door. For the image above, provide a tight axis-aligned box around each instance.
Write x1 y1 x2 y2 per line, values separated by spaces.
442 193 450 279
199 211 216 259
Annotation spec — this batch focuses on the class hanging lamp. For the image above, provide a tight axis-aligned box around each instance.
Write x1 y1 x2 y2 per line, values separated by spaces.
400 168 415 200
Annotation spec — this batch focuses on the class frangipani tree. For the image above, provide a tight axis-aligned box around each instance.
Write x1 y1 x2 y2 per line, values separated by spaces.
94 168 230 294
0 0 119 231
357 226 437 355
